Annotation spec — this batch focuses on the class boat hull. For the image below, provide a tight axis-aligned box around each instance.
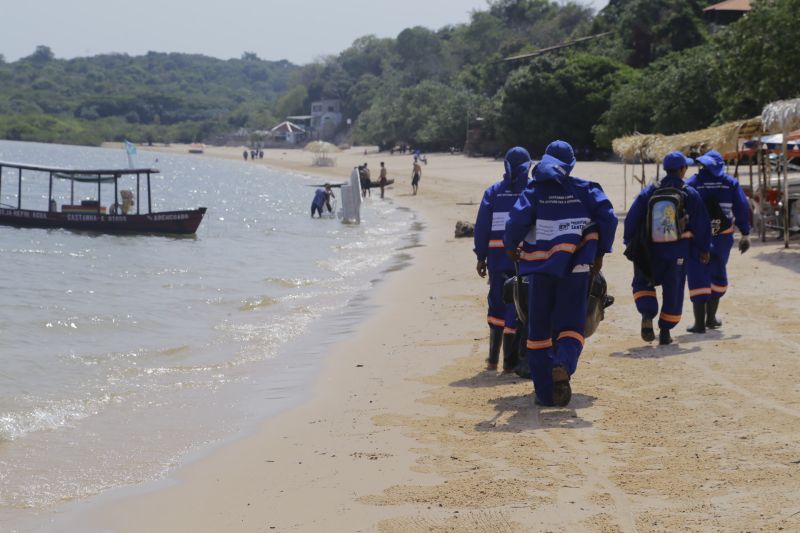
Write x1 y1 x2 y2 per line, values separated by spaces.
0 207 207 235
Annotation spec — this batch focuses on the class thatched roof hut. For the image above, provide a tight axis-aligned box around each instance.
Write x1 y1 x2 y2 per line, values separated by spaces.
612 117 762 162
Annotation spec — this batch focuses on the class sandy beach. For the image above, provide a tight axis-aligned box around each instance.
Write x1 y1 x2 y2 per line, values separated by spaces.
57 144 800 532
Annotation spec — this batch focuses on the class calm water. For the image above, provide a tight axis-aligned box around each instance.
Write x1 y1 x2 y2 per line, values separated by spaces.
0 141 416 520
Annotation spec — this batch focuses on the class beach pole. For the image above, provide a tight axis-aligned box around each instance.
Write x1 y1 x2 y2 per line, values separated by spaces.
48 172 53 211
97 174 102 215
0 165 4 204
147 171 152 214
782 130 790 248
623 162 628 211
17 167 22 209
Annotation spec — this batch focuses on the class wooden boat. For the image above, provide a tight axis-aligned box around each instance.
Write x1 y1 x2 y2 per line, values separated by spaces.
188 143 205 154
0 161 206 235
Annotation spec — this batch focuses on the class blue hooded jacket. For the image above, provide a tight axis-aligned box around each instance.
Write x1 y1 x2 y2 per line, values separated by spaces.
474 147 531 273
504 141 617 278
312 188 328 208
623 173 712 260
686 151 751 239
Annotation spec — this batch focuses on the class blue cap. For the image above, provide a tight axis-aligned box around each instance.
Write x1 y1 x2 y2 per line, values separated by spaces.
696 150 725 177
663 151 693 171
504 146 532 177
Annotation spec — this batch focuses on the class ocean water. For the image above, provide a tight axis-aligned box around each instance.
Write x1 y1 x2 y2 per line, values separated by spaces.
0 141 416 520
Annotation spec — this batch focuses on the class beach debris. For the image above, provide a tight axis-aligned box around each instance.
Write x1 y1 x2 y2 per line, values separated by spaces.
454 221 474 238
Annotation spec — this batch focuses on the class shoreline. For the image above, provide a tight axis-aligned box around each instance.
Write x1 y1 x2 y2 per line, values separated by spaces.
51 144 800 532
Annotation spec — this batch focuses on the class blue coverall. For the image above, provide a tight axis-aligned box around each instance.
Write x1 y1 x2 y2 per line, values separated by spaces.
504 146 617 406
473 155 531 336
686 160 751 303
624 174 711 331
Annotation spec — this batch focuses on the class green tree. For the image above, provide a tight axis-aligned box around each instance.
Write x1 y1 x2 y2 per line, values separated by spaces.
715 0 800 120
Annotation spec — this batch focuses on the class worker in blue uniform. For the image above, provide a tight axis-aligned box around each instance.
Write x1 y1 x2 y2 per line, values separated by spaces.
311 184 334 218
474 147 532 371
685 150 751 332
623 151 712 346
504 141 617 406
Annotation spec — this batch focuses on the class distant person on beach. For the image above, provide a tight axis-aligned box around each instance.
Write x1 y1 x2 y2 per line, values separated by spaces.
243 150 248 161
623 151 711 346
361 163 372 198
684 150 751 333
473 146 531 372
379 162 388 199
411 160 422 195
311 184 335 218
505 140 617 407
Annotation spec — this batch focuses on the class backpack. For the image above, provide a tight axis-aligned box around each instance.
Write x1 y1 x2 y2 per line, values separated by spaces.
647 186 687 243
704 196 732 236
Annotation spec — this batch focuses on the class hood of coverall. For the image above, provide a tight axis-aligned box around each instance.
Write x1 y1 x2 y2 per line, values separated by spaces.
503 146 532 190
533 140 576 183
696 150 725 178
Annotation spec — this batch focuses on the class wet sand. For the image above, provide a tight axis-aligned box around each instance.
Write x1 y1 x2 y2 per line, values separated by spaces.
64 144 800 532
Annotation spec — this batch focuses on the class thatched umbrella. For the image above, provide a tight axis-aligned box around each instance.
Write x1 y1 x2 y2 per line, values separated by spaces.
304 141 340 167
762 98 800 248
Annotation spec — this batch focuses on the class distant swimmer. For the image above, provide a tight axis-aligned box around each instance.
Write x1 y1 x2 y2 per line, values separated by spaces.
505 141 617 407
685 150 751 333
623 151 711 346
311 183 335 218
411 159 422 195
473 147 531 372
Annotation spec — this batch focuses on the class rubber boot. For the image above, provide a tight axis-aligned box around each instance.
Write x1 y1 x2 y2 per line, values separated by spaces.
659 328 673 346
551 365 572 407
686 302 706 333
706 299 722 329
486 329 502 370
514 334 531 379
641 316 655 342
502 332 519 373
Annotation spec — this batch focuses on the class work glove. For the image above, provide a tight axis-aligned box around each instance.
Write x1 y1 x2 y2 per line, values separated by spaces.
739 235 750 254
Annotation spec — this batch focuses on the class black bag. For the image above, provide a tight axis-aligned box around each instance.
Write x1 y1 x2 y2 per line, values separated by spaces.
624 221 655 284
705 197 732 236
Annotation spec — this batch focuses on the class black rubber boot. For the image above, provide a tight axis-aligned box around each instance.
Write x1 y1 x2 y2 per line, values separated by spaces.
552 365 572 407
502 332 519 373
641 316 655 342
687 302 706 333
706 299 722 329
659 328 673 345
514 335 531 378
486 329 502 370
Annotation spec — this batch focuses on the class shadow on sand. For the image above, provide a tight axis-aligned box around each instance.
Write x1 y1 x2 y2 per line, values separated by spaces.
610 344 702 359
449 369 527 389
474 393 596 432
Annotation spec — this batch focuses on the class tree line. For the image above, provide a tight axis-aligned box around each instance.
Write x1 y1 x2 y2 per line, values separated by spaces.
0 0 798 154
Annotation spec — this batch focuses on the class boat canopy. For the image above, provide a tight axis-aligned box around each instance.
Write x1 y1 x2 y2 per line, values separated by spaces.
0 160 159 176
53 173 128 183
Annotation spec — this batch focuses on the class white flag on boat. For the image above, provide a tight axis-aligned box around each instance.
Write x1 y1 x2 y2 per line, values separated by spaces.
123 140 137 168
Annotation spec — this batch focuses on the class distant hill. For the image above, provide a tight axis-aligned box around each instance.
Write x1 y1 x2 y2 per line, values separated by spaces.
0 47 300 145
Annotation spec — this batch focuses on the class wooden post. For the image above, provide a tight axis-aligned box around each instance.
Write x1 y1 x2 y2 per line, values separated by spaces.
136 173 140 215
114 175 118 214
17 167 22 209
147 172 152 214
623 162 628 211
0 165 3 205
640 150 646 190
782 130 790 249
97 174 102 215
48 172 53 211
71 178 75 206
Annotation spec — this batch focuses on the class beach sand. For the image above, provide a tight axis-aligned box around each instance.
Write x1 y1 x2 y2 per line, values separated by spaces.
62 144 800 532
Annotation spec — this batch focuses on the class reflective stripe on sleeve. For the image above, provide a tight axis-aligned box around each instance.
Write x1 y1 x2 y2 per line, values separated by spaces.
488 316 505 327
488 239 504 248
633 290 657 300
711 284 728 293
557 330 585 346
689 288 712 297
526 338 553 350
520 242 577 261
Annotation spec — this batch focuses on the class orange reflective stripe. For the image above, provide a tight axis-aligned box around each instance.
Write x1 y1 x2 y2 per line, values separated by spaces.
720 227 735 234
503 327 517 335
690 288 712 297
520 242 577 261
633 290 657 300
557 330 585 346
488 239 504 248
487 316 505 327
711 284 728 293
659 312 681 323
526 338 553 350
681 231 694 239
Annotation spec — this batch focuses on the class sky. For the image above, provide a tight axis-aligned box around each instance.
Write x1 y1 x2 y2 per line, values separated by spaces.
1 0 609 65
